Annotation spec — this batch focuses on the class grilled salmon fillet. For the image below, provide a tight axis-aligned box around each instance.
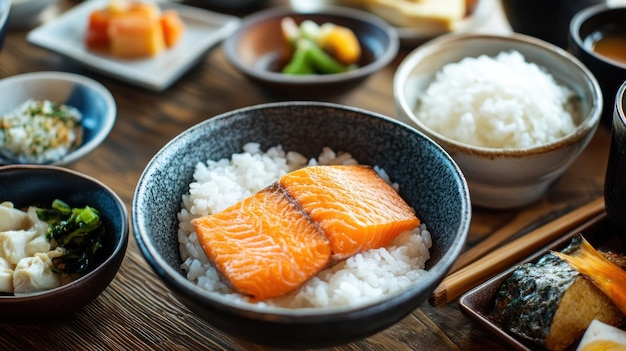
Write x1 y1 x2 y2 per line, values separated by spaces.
193 165 420 300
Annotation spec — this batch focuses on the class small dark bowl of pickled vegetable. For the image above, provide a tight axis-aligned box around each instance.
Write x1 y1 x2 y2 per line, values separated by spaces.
0 165 129 323
222 6 399 99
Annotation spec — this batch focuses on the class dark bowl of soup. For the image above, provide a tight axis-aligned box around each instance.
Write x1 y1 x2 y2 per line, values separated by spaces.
569 4 626 127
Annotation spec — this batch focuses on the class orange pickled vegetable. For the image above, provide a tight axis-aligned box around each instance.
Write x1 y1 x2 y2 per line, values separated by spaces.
280 18 361 75
320 24 361 65
84 0 185 58
108 11 165 58
85 9 112 50
160 10 185 48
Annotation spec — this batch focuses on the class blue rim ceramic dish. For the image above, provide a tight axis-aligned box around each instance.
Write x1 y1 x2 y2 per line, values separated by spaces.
0 71 116 166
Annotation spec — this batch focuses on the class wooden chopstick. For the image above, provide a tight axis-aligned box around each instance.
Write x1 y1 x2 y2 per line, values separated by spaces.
448 199 567 274
428 196 605 307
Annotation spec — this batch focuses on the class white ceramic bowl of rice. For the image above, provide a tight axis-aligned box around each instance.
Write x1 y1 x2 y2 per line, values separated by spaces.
132 101 471 348
394 33 602 209
0 71 116 166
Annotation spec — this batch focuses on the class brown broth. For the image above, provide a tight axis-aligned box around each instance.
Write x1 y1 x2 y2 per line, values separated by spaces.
585 29 626 65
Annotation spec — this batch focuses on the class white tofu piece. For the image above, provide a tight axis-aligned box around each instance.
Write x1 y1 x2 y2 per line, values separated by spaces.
25 234 51 257
13 248 64 294
0 202 32 232
0 257 13 293
26 206 49 237
0 229 39 266
0 269 13 293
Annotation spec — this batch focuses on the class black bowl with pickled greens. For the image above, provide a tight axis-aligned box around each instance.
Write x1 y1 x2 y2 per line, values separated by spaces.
0 165 128 322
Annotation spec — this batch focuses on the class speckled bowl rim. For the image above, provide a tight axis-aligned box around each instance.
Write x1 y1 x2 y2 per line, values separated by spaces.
0 164 129 301
0 71 117 166
133 101 471 318
570 4 626 70
394 32 603 157
222 6 399 85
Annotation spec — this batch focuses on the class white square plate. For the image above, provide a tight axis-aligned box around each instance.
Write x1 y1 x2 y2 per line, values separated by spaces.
27 0 241 91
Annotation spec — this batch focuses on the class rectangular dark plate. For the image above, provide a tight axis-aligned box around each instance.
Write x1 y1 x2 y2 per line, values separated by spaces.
458 212 625 351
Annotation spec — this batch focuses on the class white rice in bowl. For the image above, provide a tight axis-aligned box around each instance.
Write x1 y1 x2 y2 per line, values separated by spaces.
178 142 432 309
414 50 580 149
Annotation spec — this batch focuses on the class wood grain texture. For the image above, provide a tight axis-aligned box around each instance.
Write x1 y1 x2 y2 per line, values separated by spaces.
0 1 611 350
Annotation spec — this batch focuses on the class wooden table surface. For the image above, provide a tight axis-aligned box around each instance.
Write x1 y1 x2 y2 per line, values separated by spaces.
0 1 613 350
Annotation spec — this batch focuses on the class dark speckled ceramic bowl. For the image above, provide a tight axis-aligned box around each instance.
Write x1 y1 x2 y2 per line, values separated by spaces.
132 101 470 348
0 165 129 322
222 6 399 99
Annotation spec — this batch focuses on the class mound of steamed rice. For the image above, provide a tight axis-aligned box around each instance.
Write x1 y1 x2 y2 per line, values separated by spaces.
415 50 580 149
178 143 432 309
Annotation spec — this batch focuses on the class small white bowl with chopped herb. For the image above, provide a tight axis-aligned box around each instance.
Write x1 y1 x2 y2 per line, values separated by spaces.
0 71 116 166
